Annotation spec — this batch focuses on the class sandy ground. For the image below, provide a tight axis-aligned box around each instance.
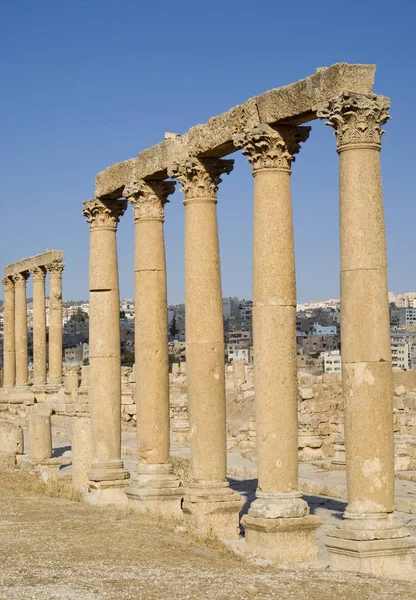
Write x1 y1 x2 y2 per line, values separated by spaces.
0 470 415 600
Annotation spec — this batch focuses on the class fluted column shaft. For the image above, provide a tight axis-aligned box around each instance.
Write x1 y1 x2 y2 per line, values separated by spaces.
319 93 394 517
2 277 15 386
124 180 175 467
14 273 29 386
83 198 129 484
234 124 310 516
169 158 233 485
31 267 47 384
46 261 64 384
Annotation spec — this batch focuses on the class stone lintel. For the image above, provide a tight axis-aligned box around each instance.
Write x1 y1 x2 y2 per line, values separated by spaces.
95 63 376 198
5 250 64 278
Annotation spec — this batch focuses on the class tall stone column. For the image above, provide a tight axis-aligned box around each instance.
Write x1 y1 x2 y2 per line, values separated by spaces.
82 198 129 505
13 272 29 387
233 125 321 563
168 158 242 538
2 277 15 387
123 179 182 516
317 93 415 575
45 260 64 385
31 266 47 386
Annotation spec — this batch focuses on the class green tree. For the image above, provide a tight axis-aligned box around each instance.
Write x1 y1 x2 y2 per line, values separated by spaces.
69 308 89 323
169 315 178 338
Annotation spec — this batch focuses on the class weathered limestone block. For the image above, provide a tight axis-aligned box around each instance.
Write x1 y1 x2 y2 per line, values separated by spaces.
28 405 52 461
0 422 23 465
64 365 80 393
72 417 92 490
299 387 314 400
232 359 246 388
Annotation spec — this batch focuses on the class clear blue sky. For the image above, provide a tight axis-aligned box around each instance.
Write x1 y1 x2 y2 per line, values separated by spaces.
1 0 415 304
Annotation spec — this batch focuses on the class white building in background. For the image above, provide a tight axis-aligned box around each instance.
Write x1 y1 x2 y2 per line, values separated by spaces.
222 297 240 319
322 351 342 373
391 340 410 370
227 344 251 364
310 323 337 336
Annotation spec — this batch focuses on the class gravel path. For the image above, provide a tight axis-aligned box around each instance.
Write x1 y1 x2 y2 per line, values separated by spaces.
0 469 415 600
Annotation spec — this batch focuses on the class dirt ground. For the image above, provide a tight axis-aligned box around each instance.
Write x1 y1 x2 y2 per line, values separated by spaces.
0 469 415 600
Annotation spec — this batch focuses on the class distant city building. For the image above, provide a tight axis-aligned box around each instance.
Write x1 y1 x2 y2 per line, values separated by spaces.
310 323 337 336
322 351 342 373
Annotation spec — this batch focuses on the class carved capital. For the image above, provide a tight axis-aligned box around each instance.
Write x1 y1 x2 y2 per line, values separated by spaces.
168 158 234 202
12 272 29 286
123 180 175 222
82 198 127 231
31 266 46 282
45 260 65 278
1 277 14 290
233 124 310 173
316 92 391 152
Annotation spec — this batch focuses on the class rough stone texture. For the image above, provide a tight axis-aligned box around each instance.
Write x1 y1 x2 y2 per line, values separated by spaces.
0 422 23 461
28 405 52 461
95 64 376 198
4 250 63 278
72 416 92 490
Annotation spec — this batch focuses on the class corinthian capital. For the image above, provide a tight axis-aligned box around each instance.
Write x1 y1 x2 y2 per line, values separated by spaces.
316 92 391 152
31 266 46 281
45 260 65 278
233 124 310 173
12 272 29 285
168 157 234 202
82 198 127 231
123 180 175 222
1 276 14 290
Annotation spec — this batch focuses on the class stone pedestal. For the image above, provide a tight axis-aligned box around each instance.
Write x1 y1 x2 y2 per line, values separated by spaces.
169 158 242 538
83 198 130 505
29 405 52 461
318 92 416 575
234 125 320 561
123 180 182 516
64 365 80 394
2 277 16 387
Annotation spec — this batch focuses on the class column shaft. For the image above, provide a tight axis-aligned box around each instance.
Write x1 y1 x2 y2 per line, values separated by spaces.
2 278 16 386
318 92 415 576
32 267 47 385
83 197 129 504
46 262 64 384
252 167 298 493
14 273 29 386
340 146 394 515
168 158 242 539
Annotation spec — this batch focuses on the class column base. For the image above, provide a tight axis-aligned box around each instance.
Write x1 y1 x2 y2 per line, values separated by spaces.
326 514 416 577
126 463 184 518
85 479 130 506
182 481 243 540
87 459 130 506
243 513 322 563
8 385 35 404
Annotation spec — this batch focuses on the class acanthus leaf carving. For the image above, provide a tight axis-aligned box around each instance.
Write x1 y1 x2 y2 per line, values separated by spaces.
12 272 29 285
1 277 14 290
45 260 65 277
233 124 310 172
123 180 175 222
168 157 234 200
316 92 391 151
31 266 46 281
82 198 127 230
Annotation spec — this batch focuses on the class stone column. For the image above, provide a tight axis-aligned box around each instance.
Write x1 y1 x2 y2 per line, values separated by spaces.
233 125 320 563
2 277 15 387
317 93 415 575
31 266 47 386
13 272 29 387
28 405 52 462
123 179 182 517
168 158 242 538
82 198 129 505
46 260 64 385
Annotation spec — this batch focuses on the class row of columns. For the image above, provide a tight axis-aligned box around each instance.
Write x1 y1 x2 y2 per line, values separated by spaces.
82 92 415 573
2 261 64 388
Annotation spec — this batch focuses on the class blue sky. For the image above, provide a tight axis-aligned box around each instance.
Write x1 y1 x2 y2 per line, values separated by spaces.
1 0 415 303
